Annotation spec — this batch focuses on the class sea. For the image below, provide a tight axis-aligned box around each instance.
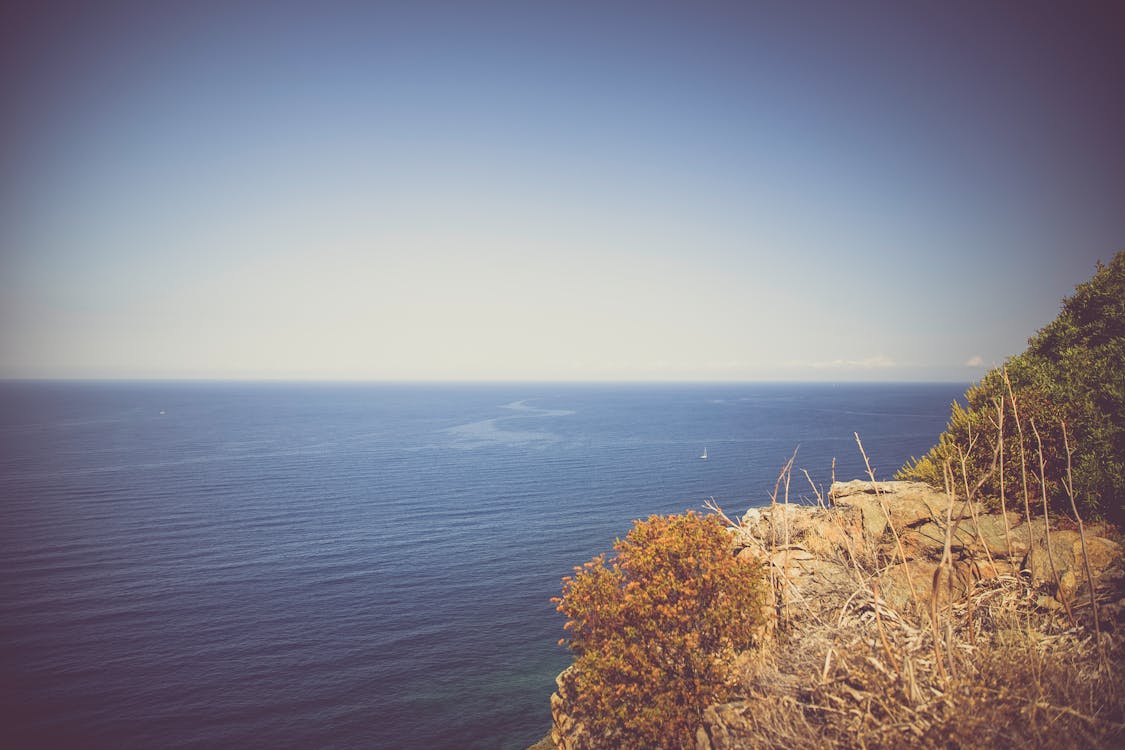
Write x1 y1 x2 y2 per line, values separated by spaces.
0 381 965 749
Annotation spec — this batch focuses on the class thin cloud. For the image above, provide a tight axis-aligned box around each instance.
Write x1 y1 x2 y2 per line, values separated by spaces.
965 355 985 367
808 355 896 370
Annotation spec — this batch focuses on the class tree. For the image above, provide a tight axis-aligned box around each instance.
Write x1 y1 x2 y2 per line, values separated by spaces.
898 251 1125 525
554 511 768 749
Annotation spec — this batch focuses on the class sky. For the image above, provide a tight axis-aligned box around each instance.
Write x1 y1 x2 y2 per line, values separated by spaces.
1 0 1123 382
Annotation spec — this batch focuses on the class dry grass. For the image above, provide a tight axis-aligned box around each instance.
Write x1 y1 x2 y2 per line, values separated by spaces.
721 573 1124 750
705 415 1125 750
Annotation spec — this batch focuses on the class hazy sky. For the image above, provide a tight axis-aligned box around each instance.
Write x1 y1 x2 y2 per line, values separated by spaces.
2 1 1123 381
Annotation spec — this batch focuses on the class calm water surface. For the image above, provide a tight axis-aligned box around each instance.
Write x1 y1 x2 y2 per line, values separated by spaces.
0 382 964 748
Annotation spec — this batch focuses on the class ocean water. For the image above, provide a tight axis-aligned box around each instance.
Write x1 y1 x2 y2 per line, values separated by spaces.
0 381 965 749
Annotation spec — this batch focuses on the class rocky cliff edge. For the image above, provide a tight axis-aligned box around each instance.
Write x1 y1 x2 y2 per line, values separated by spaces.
547 480 1125 750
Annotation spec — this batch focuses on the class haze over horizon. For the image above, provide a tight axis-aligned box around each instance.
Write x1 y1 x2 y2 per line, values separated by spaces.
2 1 1123 382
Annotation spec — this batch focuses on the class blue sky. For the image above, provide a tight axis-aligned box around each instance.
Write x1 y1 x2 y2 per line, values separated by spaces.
2 1 1122 381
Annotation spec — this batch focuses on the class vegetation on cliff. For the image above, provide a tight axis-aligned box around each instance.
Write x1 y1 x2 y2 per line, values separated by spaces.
898 251 1125 526
544 253 1124 749
546 448 1124 750
553 511 769 749
694 476 1124 750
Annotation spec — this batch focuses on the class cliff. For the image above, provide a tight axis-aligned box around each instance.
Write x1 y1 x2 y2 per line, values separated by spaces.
544 480 1125 749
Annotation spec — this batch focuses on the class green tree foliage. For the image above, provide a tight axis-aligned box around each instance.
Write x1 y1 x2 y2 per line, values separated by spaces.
898 251 1124 525
553 511 768 749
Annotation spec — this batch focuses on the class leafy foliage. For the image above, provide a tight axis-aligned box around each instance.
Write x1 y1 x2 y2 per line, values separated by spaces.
898 251 1125 525
553 511 768 749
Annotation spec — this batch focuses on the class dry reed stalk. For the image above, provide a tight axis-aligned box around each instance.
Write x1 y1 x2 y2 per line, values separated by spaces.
770 449 799 538
830 457 837 507
703 496 741 530
956 446 996 572
769 449 799 627
768 462 782 611
837 513 868 583
1060 421 1106 669
855 433 920 609
928 461 958 682
783 456 793 552
802 468 826 511
836 586 868 627
1030 418 1075 623
994 396 1014 559
1002 367 1036 569
782 456 794 623
965 577 976 647
870 579 901 679
802 468 868 583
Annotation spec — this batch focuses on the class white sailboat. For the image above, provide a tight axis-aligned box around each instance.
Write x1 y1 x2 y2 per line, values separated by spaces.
700 446 708 460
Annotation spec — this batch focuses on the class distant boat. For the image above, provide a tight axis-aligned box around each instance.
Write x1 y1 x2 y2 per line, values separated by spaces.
700 447 708 460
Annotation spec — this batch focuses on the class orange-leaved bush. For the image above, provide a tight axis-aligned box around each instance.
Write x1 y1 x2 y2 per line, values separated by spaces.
553 511 768 749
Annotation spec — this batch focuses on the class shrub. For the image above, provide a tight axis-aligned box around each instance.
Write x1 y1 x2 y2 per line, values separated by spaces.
553 511 769 749
898 251 1125 526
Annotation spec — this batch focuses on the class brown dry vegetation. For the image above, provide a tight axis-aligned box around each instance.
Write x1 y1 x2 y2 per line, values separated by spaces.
708 558 1124 749
696 434 1124 750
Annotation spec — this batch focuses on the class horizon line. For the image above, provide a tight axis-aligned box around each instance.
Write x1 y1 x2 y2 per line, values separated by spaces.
0 376 975 386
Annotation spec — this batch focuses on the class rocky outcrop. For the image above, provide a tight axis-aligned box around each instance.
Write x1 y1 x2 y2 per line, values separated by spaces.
549 667 585 750
734 480 1121 613
545 480 1124 750
694 480 1125 750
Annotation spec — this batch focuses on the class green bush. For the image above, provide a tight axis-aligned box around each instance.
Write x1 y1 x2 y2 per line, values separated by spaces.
898 251 1124 525
553 511 768 749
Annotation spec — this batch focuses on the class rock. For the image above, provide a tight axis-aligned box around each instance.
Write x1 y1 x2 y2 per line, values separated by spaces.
878 559 970 611
972 558 1020 579
740 507 763 529
829 480 898 500
525 735 555 750
908 512 1020 557
769 548 816 566
909 521 977 552
1058 569 1080 603
550 668 587 750
736 546 759 562
769 548 855 617
829 480 955 539
886 496 941 528
878 560 929 610
832 492 889 538
763 502 811 541
1024 530 1123 599
971 513 1024 558
549 479 1125 750
697 702 754 750
801 515 853 557
996 519 1048 558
